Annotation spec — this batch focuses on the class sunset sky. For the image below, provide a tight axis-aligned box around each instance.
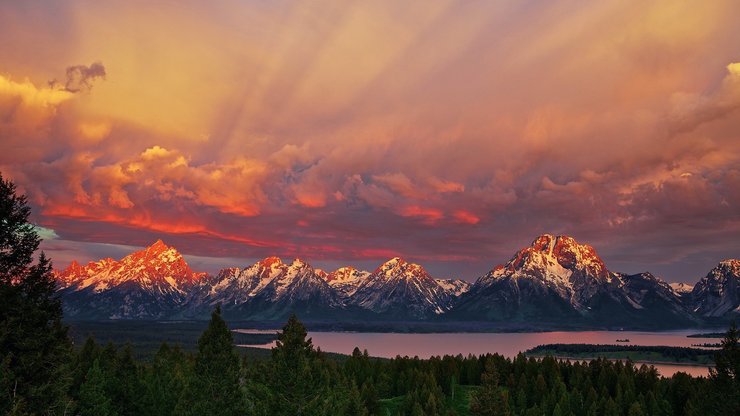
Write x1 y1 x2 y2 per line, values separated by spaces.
1 1 739 283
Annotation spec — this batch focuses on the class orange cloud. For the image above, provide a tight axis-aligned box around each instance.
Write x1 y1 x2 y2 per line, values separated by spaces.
399 205 444 224
0 75 73 106
452 210 480 225
2 1 740 280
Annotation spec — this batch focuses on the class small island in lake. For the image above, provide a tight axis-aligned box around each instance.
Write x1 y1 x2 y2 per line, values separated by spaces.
687 332 726 338
526 344 715 365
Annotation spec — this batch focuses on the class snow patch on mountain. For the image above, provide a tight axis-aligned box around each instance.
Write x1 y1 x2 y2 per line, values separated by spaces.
669 282 694 294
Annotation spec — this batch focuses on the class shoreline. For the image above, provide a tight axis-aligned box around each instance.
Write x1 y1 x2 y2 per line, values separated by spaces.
526 353 715 368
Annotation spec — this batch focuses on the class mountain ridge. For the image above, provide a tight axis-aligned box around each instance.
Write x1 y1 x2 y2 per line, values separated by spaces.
54 235 739 325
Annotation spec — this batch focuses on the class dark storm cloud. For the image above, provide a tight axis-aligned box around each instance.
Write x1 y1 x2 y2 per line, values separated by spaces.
49 62 106 93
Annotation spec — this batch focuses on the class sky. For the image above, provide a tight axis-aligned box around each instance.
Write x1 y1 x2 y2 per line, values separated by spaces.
1 1 739 283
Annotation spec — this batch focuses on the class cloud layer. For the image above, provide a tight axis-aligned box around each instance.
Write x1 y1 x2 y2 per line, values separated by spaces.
1 1 739 282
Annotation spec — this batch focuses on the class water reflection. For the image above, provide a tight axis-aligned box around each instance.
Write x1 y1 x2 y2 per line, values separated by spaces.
239 329 719 377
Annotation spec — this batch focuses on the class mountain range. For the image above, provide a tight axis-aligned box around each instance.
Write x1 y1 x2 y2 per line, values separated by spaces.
55 235 739 328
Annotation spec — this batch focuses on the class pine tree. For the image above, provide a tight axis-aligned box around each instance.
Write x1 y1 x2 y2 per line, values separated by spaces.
141 343 189 416
628 402 645 416
176 305 244 416
112 344 142 416
707 322 740 415
360 380 379 415
469 357 509 416
273 313 315 365
344 381 369 416
269 313 326 415
71 337 101 398
0 173 72 414
79 359 116 416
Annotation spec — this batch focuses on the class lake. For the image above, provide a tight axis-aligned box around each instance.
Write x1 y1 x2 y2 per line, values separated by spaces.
236 328 720 377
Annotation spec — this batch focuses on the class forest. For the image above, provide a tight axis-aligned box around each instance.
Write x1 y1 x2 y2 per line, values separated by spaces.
1 175 739 415
9 308 740 416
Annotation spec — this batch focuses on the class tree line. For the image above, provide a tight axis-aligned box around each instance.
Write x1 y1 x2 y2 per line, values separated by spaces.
526 344 713 363
1 172 739 415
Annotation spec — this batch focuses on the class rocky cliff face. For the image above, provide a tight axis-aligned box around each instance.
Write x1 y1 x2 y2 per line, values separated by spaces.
689 260 740 317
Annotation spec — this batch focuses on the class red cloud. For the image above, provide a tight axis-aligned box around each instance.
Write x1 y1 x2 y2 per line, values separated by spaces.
452 210 480 225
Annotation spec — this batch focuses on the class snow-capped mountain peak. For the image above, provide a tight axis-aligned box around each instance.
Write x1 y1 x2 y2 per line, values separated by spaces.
55 257 117 289
500 234 608 278
54 237 735 324
669 282 694 294
58 240 204 290
116 240 202 286
350 257 464 318
289 258 308 269
259 256 283 268
325 266 362 282
374 257 434 282
460 234 628 318
324 266 371 297
436 278 471 297
690 259 740 317
55 240 205 319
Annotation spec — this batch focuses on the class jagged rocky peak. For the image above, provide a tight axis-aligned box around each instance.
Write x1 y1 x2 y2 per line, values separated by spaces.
496 234 609 279
716 259 740 274
252 256 310 272
58 257 116 276
55 256 123 289
289 258 309 268
119 239 201 280
125 239 181 263
695 259 740 287
690 258 740 317
326 266 367 282
259 256 284 268
374 257 432 280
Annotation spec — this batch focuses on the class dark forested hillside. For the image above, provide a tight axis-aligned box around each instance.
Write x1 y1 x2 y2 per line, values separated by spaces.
56 315 740 416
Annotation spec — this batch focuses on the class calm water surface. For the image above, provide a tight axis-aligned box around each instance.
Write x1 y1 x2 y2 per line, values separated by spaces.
236 329 718 377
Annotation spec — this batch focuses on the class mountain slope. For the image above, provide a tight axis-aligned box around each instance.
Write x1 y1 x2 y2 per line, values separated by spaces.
669 282 694 295
451 234 694 327
349 257 467 319
614 272 696 326
53 236 725 326
188 257 346 320
57 240 205 319
689 259 740 318
324 266 370 297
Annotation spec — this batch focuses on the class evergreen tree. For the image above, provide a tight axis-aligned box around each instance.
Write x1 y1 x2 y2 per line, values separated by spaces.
141 343 189 416
707 322 739 415
627 402 645 416
344 381 369 416
79 359 116 416
361 380 380 415
112 344 142 416
469 357 509 416
176 305 244 416
0 173 72 414
273 313 315 366
269 313 327 415
71 336 102 399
